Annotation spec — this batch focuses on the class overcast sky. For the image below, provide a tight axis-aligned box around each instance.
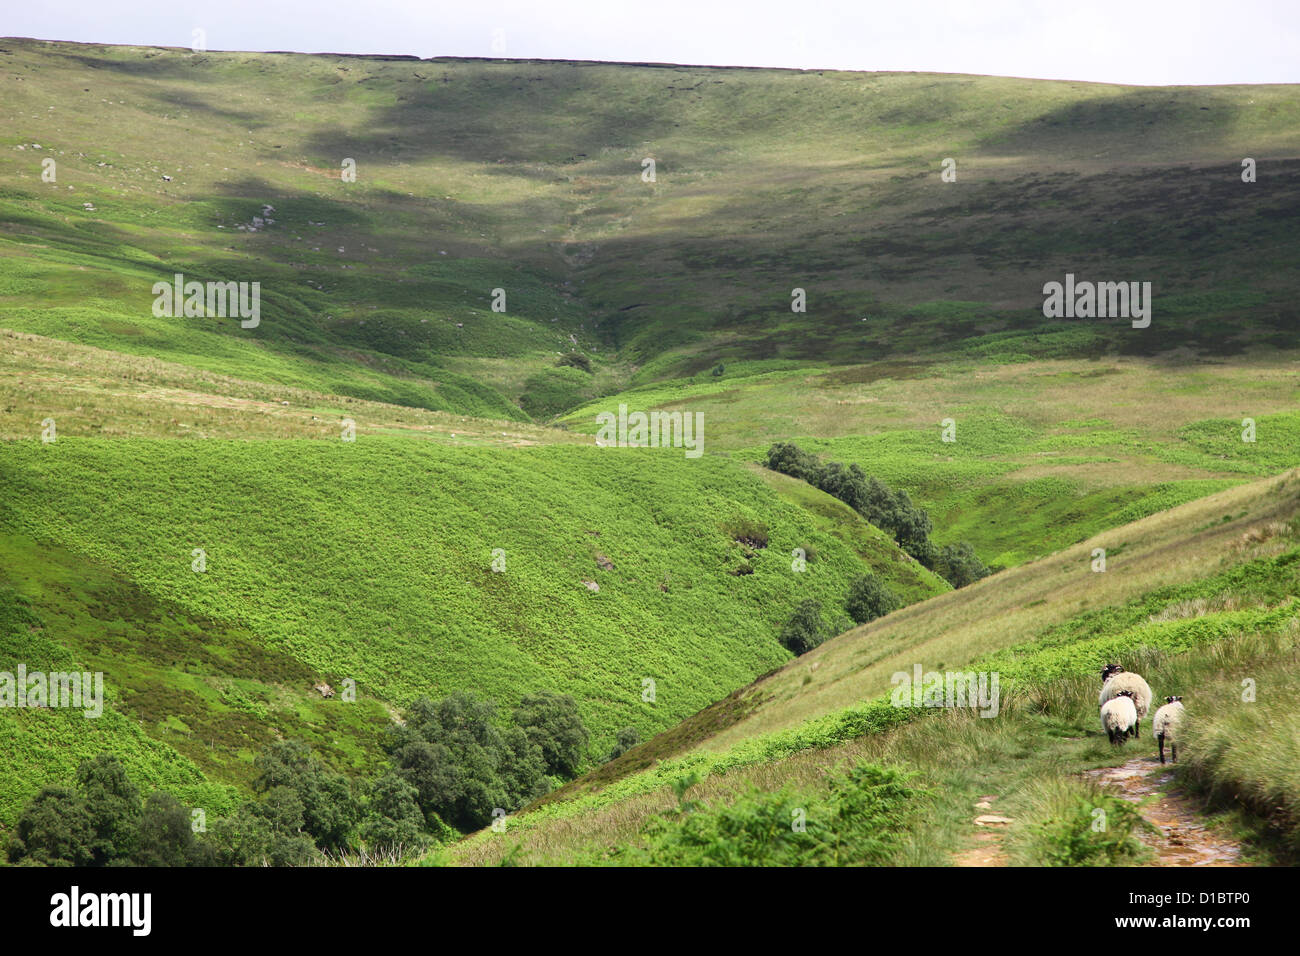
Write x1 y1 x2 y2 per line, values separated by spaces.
5 0 1298 86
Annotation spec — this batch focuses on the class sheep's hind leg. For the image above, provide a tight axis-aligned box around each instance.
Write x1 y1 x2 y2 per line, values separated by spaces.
1171 742 1177 763
1158 736 1166 764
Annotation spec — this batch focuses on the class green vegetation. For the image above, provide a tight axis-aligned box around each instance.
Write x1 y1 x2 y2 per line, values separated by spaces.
1179 650 1300 857
844 574 900 625
3 38 1300 868
780 599 831 656
764 441 991 585
446 473 1300 865
591 763 928 866
0 437 945 830
1009 779 1154 866
386 692 549 832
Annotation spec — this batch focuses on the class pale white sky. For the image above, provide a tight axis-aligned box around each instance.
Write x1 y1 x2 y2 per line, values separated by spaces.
4 0 1298 86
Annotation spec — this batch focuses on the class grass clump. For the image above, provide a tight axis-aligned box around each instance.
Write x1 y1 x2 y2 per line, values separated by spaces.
1010 778 1154 866
1177 646 1300 857
606 762 926 866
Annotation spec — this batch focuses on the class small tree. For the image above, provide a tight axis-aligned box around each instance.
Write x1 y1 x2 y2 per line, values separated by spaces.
77 754 142 866
556 352 592 373
764 442 822 484
606 726 640 762
514 691 590 779
135 791 211 866
7 787 95 866
780 599 828 655
253 740 360 852
933 541 991 588
360 772 429 854
844 574 901 624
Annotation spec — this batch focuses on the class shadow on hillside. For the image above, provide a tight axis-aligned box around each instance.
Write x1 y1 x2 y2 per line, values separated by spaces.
975 88 1247 156
300 61 694 174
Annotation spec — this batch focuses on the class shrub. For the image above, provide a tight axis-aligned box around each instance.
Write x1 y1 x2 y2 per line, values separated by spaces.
780 599 828 655
627 762 923 866
1014 782 1153 866
514 690 590 779
721 516 769 549
606 726 640 762
556 352 592 373
844 573 901 624
932 541 992 588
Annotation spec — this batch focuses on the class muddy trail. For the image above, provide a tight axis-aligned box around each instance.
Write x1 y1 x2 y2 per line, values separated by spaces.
1083 757 1245 866
955 757 1245 867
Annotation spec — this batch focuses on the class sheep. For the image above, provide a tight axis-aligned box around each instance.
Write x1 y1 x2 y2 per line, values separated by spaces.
1152 696 1185 764
1100 690 1138 745
1099 664 1152 738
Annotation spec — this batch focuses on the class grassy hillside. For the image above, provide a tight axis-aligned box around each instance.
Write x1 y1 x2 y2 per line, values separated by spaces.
446 467 1300 864
559 356 1300 566
3 39 1299 423
5 39 1297 575
3 38 1299 865
0 436 945 827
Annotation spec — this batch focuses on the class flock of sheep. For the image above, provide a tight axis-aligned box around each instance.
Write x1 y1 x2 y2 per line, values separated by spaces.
1098 664 1185 764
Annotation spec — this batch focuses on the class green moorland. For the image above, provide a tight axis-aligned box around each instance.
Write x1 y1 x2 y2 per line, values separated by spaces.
560 359 1300 567
2 38 1300 864
446 468 1300 865
0 436 947 827
4 38 1299 566
3 37 1300 415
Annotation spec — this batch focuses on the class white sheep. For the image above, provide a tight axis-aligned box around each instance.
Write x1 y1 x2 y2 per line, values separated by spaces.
1152 696 1185 764
1100 690 1138 745
1099 664 1152 738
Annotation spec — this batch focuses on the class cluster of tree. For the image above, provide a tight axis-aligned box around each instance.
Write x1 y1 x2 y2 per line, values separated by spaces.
8 690 617 866
6 744 407 867
7 755 213 867
764 442 991 587
779 572 901 655
384 690 589 832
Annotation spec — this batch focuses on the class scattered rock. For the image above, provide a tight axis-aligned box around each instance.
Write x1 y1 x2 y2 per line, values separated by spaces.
974 815 1014 826
595 552 614 571
582 580 599 592
313 682 335 699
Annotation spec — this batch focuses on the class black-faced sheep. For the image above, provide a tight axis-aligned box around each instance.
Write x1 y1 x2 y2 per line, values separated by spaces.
1099 664 1152 738
1152 695 1185 764
1100 689 1138 745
